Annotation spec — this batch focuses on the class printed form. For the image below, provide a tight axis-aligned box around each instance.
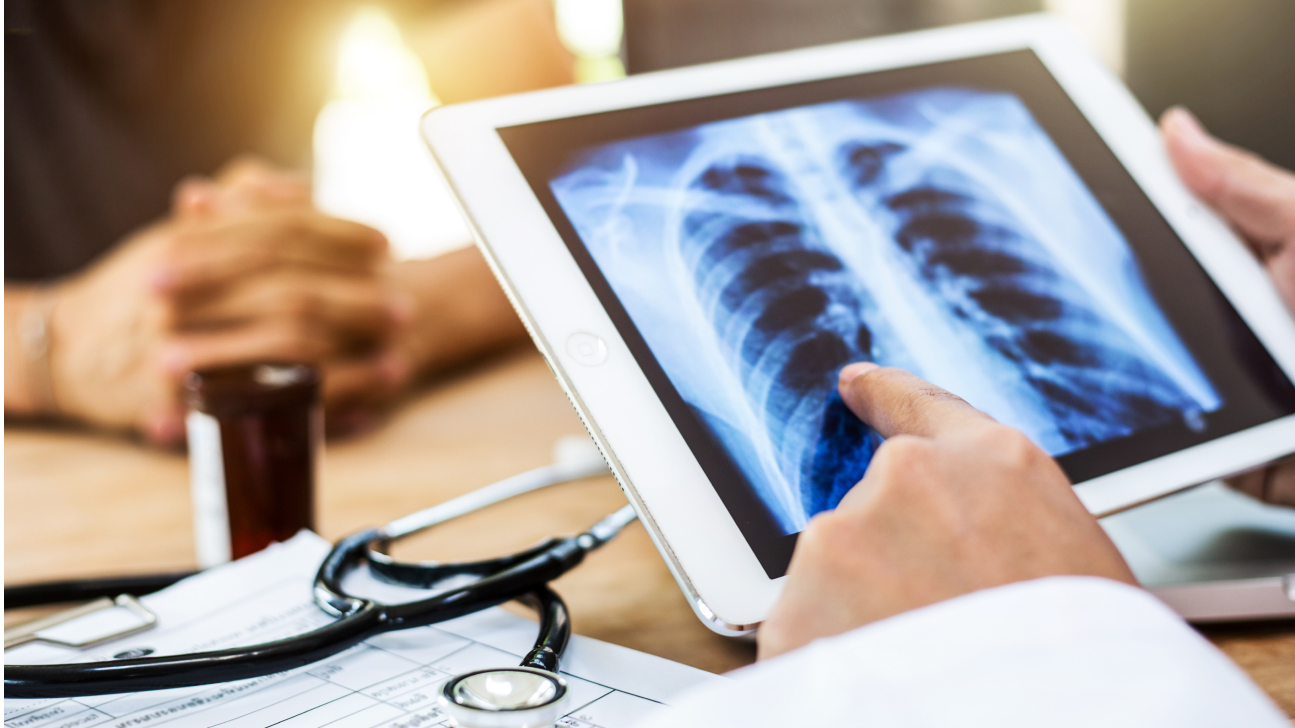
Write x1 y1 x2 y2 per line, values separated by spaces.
4 533 724 728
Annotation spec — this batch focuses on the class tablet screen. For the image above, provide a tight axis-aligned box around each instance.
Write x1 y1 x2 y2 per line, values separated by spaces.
500 50 1295 576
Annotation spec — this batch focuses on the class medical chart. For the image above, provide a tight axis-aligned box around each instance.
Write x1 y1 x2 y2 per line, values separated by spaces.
4 532 723 728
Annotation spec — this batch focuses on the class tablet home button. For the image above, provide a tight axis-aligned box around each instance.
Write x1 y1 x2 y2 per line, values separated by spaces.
566 332 608 367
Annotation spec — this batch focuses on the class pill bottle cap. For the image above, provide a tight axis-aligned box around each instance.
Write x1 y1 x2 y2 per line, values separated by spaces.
184 363 319 416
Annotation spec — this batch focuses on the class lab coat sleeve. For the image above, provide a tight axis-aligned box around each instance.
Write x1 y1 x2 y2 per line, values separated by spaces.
637 576 1287 727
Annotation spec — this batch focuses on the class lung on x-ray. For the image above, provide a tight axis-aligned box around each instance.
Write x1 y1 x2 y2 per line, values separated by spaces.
549 87 1220 535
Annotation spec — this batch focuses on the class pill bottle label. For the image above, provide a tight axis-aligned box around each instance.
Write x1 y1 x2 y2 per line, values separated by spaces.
187 409 232 568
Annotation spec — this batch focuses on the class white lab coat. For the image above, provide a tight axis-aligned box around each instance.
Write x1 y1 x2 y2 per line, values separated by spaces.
636 577 1287 727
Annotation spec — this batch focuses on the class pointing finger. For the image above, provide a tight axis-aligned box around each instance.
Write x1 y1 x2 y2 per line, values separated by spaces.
838 362 995 440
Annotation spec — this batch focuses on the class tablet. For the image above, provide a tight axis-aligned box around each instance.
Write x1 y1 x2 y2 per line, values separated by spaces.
421 15 1295 632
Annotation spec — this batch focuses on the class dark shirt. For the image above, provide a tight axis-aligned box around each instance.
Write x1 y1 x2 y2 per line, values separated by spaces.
11 0 1289 282
4 0 348 281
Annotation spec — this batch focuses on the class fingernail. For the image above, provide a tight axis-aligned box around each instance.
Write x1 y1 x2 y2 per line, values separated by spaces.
1166 107 1214 150
380 352 412 387
174 178 217 215
157 343 189 375
150 266 176 292
839 361 879 386
144 409 186 448
387 294 414 325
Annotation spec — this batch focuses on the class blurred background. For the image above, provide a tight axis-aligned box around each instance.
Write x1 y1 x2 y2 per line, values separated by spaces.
8 0 1293 267
329 0 1295 260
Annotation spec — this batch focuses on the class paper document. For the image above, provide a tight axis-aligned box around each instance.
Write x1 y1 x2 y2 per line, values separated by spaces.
5 532 723 728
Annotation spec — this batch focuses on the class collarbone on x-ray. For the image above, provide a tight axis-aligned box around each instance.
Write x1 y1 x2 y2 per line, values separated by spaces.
551 87 1219 534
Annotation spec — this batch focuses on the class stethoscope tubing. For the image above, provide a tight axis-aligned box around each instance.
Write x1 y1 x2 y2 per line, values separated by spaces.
3 536 572 698
4 573 198 610
5 601 386 698
4 508 633 699
4 452 631 700
380 456 612 540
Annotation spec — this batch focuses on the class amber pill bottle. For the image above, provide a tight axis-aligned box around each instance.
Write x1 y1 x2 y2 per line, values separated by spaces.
184 363 320 568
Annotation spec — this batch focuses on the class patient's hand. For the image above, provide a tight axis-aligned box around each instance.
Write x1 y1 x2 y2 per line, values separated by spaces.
757 364 1135 660
48 162 401 445
38 157 524 446
181 159 529 413
1162 108 1295 506
167 159 417 435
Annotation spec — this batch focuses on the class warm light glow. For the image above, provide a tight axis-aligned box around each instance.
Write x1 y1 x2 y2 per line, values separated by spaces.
554 0 622 58
553 0 626 83
1045 0 1126 75
335 6 437 103
313 7 470 260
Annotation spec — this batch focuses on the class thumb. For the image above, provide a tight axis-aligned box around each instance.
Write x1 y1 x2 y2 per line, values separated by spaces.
838 362 993 440
1161 107 1295 252
140 404 187 448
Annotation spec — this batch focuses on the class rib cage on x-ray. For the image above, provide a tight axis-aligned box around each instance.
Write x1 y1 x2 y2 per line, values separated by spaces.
679 158 881 518
834 141 1203 444
549 88 1219 532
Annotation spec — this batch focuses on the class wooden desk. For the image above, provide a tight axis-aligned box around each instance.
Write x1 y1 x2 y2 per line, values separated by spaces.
6 349 1294 715
4 350 754 675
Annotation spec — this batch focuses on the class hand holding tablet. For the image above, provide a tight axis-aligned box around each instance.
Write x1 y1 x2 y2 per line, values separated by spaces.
422 15 1295 631
1161 107 1295 507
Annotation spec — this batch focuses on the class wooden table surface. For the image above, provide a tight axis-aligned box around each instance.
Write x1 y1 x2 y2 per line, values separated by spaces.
6 348 1294 715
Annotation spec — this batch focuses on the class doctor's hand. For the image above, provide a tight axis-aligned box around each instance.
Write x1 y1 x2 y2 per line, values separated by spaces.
757 364 1135 661
1161 107 1295 506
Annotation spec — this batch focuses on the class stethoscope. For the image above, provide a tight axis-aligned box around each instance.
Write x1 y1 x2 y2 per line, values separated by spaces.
4 449 633 728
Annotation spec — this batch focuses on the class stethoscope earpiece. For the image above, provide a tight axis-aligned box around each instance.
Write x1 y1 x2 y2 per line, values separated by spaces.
440 667 569 728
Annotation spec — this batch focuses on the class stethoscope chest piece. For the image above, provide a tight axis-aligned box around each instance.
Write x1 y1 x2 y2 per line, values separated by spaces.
439 667 569 728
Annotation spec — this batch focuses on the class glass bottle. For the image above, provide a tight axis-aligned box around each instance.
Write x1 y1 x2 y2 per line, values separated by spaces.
184 363 320 567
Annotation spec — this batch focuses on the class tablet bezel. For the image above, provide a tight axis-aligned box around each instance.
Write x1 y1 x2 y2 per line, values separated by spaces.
421 14 1295 632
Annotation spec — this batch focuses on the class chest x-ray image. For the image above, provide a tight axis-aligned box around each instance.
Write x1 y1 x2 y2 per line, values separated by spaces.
550 88 1220 535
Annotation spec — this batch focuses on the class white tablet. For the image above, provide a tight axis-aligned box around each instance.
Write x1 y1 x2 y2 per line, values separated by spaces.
421 15 1295 633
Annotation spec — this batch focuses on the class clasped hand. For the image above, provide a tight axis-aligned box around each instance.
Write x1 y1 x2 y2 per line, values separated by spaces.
49 159 412 445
